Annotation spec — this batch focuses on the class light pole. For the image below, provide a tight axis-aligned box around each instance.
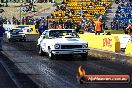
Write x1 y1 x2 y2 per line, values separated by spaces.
81 2 83 30
5 0 8 7
20 4 22 24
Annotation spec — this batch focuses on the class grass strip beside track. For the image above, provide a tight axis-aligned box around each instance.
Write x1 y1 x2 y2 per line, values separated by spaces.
0 3 53 20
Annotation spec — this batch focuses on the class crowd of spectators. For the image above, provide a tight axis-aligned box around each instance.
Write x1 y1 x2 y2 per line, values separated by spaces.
1 0 110 34
1 16 48 34
0 0 54 3
49 1 109 32
50 3 74 19
49 17 107 33
113 0 132 30
50 1 108 19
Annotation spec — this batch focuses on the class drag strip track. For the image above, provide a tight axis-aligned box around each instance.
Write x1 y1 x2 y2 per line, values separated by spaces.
0 58 17 88
2 35 132 88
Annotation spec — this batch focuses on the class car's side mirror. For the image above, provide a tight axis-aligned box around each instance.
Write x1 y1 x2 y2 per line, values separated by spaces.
43 35 49 39
43 35 45 39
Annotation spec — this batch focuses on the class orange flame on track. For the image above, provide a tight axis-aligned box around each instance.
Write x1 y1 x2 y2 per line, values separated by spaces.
78 66 86 76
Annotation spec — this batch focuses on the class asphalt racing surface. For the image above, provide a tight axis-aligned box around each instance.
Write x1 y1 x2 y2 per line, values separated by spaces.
2 35 132 88
0 53 17 88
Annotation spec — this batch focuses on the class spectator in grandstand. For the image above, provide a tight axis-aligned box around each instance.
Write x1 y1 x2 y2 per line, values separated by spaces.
74 22 81 33
52 19 57 29
89 2 94 8
16 19 20 25
115 13 120 19
7 20 11 24
115 0 119 4
55 5 60 11
94 18 102 35
71 9 75 15
88 23 95 33
50 13 55 19
102 22 106 30
64 20 69 29
78 10 82 16
102 2 106 7
60 4 65 11
123 23 128 32
126 24 132 42
94 1 99 5
129 19 132 24
111 22 114 30
58 24 62 29
35 19 40 28
86 4 89 8
22 17 25 25
0 23 5 51
115 20 119 30
12 16 16 24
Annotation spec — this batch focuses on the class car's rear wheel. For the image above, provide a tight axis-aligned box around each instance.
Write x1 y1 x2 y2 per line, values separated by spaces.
23 39 26 42
8 39 11 42
8 39 12 42
81 52 88 60
38 46 45 56
19 39 22 42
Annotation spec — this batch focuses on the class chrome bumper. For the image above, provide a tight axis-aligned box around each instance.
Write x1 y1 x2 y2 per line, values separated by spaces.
51 49 90 55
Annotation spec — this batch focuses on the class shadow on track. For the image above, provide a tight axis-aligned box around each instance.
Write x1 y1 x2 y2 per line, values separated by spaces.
1 53 39 88
50 54 110 61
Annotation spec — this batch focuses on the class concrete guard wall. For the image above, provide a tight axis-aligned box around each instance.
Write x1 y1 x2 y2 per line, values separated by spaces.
79 34 120 52
125 43 132 55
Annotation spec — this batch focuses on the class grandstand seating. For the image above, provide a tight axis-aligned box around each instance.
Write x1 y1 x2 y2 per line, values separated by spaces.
50 0 112 23
113 1 132 29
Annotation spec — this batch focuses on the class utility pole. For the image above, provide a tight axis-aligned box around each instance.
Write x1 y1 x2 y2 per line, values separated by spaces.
20 4 22 24
81 2 83 30
5 0 8 7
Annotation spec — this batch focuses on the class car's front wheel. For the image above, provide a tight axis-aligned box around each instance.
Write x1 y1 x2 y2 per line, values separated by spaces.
23 39 26 42
8 39 12 42
8 39 11 42
81 52 88 60
48 49 55 59
38 46 45 56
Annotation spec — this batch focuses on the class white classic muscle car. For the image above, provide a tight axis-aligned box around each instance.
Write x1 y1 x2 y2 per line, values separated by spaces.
37 29 89 59
6 28 26 42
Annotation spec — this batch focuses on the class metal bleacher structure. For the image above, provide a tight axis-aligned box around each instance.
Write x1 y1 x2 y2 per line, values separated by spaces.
49 0 112 23
114 1 132 25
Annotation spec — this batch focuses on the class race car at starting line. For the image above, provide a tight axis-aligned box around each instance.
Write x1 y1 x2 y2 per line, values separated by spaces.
37 29 89 59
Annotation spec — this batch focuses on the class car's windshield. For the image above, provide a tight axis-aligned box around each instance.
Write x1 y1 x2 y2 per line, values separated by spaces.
10 29 23 34
49 30 79 38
